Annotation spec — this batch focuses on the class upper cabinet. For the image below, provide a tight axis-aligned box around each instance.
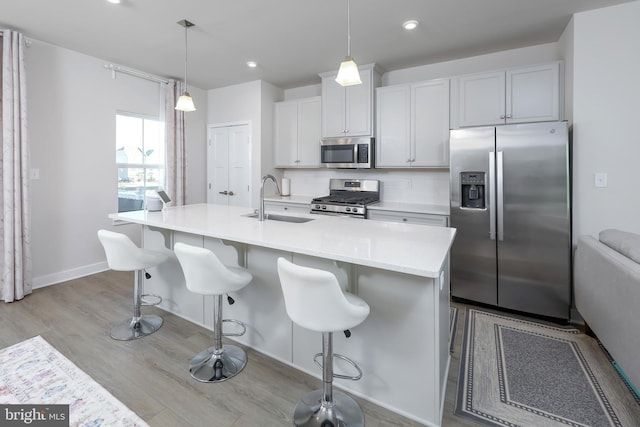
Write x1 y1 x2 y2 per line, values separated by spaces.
451 61 563 128
274 96 322 168
319 63 381 138
376 78 450 168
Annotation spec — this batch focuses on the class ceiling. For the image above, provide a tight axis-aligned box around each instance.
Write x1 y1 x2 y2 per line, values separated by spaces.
1 0 634 90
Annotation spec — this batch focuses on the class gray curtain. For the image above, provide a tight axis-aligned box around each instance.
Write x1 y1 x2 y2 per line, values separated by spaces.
1 30 31 302
164 80 186 206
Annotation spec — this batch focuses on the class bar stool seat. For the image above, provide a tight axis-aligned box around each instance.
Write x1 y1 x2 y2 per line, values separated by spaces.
277 257 370 427
174 242 252 382
97 229 168 340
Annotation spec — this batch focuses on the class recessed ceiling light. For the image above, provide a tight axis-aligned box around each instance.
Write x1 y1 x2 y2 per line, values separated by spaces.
402 20 419 30
247 61 258 68
107 0 121 4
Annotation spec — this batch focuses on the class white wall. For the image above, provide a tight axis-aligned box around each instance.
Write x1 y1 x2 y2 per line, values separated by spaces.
383 43 561 86
27 39 207 287
572 1 640 239
284 84 321 100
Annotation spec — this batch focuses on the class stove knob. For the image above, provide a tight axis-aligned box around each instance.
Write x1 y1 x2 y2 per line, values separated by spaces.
315 205 321 209
322 205 327 210
345 207 351 212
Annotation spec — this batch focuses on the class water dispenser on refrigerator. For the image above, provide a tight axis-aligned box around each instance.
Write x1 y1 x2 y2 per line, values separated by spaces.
460 172 485 209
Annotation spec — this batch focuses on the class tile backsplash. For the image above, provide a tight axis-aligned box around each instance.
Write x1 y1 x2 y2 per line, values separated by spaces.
282 169 450 206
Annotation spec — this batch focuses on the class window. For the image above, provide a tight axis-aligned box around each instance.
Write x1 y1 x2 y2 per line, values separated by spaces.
116 112 165 212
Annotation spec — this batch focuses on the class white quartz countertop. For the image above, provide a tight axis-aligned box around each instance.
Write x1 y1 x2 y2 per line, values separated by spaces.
110 203 456 278
368 201 450 216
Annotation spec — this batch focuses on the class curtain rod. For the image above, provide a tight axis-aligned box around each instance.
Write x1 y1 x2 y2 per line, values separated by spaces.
104 63 169 85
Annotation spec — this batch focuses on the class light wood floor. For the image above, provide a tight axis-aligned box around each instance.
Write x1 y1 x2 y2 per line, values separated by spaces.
0 270 483 426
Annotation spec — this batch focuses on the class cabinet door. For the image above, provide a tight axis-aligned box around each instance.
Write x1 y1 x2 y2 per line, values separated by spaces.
368 210 448 227
412 79 450 167
227 126 251 207
209 127 230 205
345 67 373 136
264 201 310 214
457 71 505 127
507 62 561 124
296 97 322 167
321 75 347 138
274 100 299 167
376 85 411 167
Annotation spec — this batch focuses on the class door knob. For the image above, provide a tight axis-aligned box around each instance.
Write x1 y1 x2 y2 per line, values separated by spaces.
218 191 228 195
228 191 234 196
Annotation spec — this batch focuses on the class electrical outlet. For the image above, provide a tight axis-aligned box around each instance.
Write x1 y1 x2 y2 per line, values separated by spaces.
594 172 607 188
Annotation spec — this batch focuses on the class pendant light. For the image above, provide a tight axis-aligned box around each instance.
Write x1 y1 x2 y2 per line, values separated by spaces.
175 19 196 112
335 0 362 86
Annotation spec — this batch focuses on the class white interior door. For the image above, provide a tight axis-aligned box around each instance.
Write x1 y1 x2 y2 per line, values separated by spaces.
207 124 251 207
227 125 251 207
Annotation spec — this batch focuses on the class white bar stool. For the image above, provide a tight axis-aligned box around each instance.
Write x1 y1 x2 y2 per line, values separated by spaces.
277 257 370 427
174 242 253 383
97 229 167 340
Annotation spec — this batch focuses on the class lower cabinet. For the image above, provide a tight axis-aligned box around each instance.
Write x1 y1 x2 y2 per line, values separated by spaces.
368 210 449 227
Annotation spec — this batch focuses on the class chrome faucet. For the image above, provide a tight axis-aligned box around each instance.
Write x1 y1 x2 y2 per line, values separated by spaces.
259 174 281 221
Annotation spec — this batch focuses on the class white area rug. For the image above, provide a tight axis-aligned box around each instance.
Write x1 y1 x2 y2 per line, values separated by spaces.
0 336 149 427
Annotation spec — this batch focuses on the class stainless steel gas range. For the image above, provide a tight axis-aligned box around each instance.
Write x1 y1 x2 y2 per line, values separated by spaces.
310 179 380 219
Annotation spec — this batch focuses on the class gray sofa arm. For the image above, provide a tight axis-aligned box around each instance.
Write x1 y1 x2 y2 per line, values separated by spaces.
574 234 640 391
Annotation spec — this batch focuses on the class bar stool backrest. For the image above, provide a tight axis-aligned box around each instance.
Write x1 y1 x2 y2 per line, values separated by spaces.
98 229 153 271
277 257 369 333
174 242 249 295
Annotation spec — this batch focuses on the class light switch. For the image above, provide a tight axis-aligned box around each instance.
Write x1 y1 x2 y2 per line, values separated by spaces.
594 172 607 188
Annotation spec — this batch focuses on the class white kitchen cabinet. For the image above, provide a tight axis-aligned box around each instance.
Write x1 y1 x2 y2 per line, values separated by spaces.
263 200 310 214
376 79 450 168
451 61 562 128
368 209 449 227
274 96 321 168
319 63 381 138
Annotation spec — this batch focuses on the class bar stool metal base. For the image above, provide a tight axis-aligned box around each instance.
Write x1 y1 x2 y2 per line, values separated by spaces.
293 389 365 427
110 315 163 341
189 344 247 383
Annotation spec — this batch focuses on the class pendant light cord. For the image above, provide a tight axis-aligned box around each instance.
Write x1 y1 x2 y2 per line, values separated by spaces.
346 0 351 57
184 24 189 91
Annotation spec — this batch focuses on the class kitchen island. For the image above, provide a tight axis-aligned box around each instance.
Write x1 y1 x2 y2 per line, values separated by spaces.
110 203 456 427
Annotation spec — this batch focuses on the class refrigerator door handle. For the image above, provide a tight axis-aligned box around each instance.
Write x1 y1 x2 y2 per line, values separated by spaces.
497 151 504 241
489 152 496 240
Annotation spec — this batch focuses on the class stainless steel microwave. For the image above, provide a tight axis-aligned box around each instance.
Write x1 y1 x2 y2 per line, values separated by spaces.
320 137 374 169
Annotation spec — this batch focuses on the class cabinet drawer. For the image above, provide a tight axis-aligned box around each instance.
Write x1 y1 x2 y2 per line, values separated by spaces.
263 201 310 214
368 210 448 227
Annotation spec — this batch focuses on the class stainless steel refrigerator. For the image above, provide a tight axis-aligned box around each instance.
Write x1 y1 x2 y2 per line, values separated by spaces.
449 121 571 320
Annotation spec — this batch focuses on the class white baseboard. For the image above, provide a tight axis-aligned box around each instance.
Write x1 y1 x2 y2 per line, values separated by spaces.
32 262 110 289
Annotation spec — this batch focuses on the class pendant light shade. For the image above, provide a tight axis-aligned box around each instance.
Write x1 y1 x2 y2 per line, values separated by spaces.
335 0 361 87
176 19 196 112
336 56 362 86
175 93 196 112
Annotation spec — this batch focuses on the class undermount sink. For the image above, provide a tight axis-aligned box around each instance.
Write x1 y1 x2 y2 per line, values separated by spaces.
243 213 315 223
